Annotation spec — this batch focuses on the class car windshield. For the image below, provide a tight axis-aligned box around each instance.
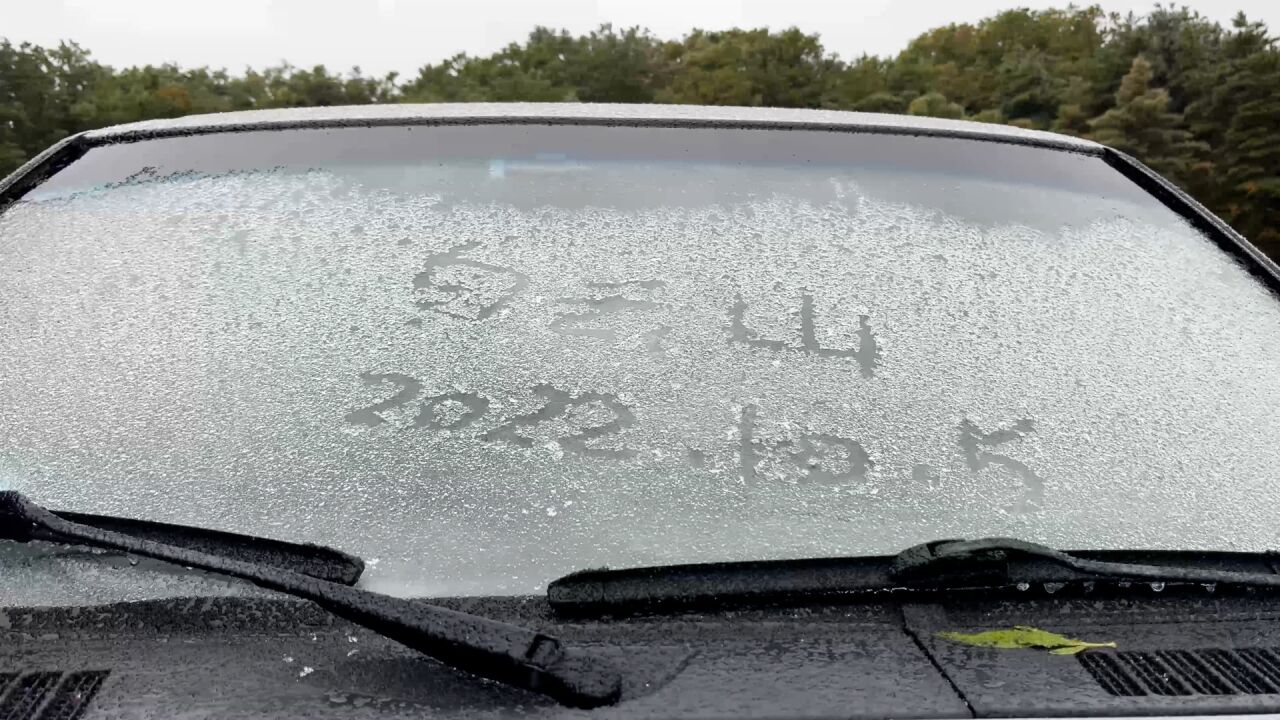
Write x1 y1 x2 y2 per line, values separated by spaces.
3 123 1280 599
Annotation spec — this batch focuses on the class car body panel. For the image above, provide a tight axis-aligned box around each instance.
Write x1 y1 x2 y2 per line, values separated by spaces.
82 102 1102 153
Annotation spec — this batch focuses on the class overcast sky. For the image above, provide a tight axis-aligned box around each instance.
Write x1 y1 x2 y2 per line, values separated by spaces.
5 0 1278 78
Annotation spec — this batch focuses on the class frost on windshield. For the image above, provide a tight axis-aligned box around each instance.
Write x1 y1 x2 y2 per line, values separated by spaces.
4 159 1280 600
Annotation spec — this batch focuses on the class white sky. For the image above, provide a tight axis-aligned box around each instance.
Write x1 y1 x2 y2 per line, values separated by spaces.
4 0 1277 78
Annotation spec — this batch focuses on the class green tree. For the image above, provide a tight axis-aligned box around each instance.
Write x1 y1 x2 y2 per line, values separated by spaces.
888 7 1105 115
850 92 907 113
1051 75 1094 135
1095 7 1228 114
824 55 891 108
1179 13 1274 206
1087 56 1206 181
1218 47 1280 252
402 52 573 102
656 28 833 107
907 91 965 118
524 25 659 103
969 108 1007 124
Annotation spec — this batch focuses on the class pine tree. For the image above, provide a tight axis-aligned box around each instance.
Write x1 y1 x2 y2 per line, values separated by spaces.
1220 48 1280 252
1087 56 1207 184
1051 76 1093 135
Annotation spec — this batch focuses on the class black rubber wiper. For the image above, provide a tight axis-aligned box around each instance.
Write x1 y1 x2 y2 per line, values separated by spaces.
1 491 623 708
36 507 364 585
890 537 1280 587
549 537 1280 614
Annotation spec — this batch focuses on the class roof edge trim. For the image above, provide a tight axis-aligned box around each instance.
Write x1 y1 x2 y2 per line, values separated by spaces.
83 104 1101 155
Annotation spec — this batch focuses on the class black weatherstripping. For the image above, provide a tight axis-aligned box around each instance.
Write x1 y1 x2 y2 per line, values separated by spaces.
549 537 1280 614
0 134 87 214
0 491 625 709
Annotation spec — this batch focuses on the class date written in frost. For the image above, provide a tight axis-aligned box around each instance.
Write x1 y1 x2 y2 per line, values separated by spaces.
345 373 1044 512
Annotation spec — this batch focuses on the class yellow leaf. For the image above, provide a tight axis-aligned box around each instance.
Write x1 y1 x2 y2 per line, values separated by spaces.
937 625 1116 655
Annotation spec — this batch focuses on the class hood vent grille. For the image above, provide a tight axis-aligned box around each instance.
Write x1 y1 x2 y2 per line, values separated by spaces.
0 670 109 720
1081 648 1280 697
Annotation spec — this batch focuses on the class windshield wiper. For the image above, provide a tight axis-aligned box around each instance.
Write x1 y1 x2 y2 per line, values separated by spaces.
1 491 623 708
32 507 364 585
549 537 1280 614
891 537 1280 586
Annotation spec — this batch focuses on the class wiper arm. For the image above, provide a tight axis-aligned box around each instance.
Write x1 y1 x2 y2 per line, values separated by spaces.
549 537 1280 614
891 537 1280 587
38 507 364 585
1 491 623 708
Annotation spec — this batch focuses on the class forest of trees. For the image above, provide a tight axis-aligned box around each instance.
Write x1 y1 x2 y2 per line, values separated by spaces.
1 5 1277 257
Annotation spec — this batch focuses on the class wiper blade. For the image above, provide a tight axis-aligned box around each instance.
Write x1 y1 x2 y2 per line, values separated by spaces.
1 491 623 708
891 537 1280 587
549 537 1280 614
40 508 364 585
